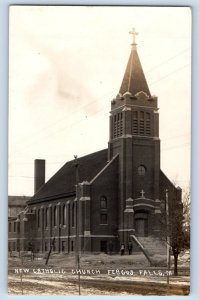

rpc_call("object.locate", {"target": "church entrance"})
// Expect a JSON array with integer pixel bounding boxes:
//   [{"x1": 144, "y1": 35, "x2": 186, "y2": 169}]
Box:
[
  {"x1": 135, "y1": 212, "x2": 148, "y2": 237},
  {"x1": 135, "y1": 218, "x2": 148, "y2": 236}
]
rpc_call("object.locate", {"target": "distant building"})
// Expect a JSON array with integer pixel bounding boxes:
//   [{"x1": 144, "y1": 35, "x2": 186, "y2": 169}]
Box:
[
  {"x1": 8, "y1": 196, "x2": 29, "y2": 217},
  {"x1": 8, "y1": 31, "x2": 182, "y2": 255},
  {"x1": 8, "y1": 196, "x2": 30, "y2": 252}
]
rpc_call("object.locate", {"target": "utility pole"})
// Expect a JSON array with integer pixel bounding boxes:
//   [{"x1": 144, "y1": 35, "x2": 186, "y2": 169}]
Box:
[
  {"x1": 74, "y1": 155, "x2": 81, "y2": 295},
  {"x1": 165, "y1": 189, "x2": 171, "y2": 290}
]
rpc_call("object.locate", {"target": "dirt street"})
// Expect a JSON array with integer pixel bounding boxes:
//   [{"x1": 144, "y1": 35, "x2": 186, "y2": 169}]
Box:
[{"x1": 8, "y1": 252, "x2": 190, "y2": 295}]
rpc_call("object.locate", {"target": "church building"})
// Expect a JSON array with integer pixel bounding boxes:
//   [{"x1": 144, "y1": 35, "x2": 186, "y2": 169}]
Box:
[{"x1": 8, "y1": 30, "x2": 182, "y2": 256}]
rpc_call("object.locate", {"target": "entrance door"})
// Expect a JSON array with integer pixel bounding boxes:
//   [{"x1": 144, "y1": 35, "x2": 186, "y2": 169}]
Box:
[{"x1": 135, "y1": 218, "x2": 148, "y2": 237}]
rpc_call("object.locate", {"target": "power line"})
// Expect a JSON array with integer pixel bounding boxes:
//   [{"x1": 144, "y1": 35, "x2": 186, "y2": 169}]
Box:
[
  {"x1": 10, "y1": 59, "x2": 191, "y2": 158},
  {"x1": 9, "y1": 131, "x2": 190, "y2": 165},
  {"x1": 161, "y1": 132, "x2": 190, "y2": 142},
  {"x1": 162, "y1": 142, "x2": 190, "y2": 151},
  {"x1": 145, "y1": 48, "x2": 190, "y2": 74},
  {"x1": 11, "y1": 90, "x2": 112, "y2": 149},
  {"x1": 9, "y1": 141, "x2": 190, "y2": 180},
  {"x1": 10, "y1": 47, "x2": 191, "y2": 149},
  {"x1": 150, "y1": 64, "x2": 190, "y2": 86},
  {"x1": 9, "y1": 175, "x2": 51, "y2": 180}
]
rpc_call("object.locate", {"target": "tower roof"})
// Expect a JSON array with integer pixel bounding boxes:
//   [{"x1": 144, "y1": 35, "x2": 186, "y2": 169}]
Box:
[{"x1": 119, "y1": 30, "x2": 151, "y2": 97}]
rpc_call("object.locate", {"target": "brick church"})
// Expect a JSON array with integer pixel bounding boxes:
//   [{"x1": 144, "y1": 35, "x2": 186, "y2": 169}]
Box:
[{"x1": 8, "y1": 30, "x2": 182, "y2": 255}]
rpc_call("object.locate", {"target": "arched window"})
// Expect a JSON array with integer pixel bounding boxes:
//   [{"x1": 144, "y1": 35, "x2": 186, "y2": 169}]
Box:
[
  {"x1": 45, "y1": 207, "x2": 49, "y2": 228},
  {"x1": 100, "y1": 196, "x2": 107, "y2": 209},
  {"x1": 72, "y1": 202, "x2": 75, "y2": 227},
  {"x1": 100, "y1": 196, "x2": 108, "y2": 225},
  {"x1": 63, "y1": 204, "x2": 66, "y2": 225},
  {"x1": 53, "y1": 206, "x2": 57, "y2": 226},
  {"x1": 38, "y1": 209, "x2": 41, "y2": 227},
  {"x1": 138, "y1": 165, "x2": 146, "y2": 176}
]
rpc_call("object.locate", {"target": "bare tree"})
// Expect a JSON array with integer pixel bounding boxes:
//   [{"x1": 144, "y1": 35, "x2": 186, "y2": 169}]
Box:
[
  {"x1": 182, "y1": 186, "x2": 190, "y2": 249},
  {"x1": 160, "y1": 189, "x2": 183, "y2": 276},
  {"x1": 170, "y1": 200, "x2": 183, "y2": 276}
]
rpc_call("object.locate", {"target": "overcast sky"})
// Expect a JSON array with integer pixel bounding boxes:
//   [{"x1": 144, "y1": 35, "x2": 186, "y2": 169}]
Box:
[{"x1": 9, "y1": 6, "x2": 191, "y2": 196}]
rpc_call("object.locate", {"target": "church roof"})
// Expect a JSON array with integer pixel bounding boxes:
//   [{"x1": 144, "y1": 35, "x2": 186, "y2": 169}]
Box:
[
  {"x1": 29, "y1": 149, "x2": 108, "y2": 203},
  {"x1": 119, "y1": 44, "x2": 151, "y2": 97}
]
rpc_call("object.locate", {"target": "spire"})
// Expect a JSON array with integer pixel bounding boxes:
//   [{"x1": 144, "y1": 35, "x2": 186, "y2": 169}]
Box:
[{"x1": 119, "y1": 29, "x2": 151, "y2": 97}]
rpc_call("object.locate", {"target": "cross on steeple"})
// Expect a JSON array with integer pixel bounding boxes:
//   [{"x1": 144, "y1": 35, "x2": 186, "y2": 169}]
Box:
[
  {"x1": 140, "y1": 190, "x2": 145, "y2": 198},
  {"x1": 129, "y1": 28, "x2": 138, "y2": 45}
]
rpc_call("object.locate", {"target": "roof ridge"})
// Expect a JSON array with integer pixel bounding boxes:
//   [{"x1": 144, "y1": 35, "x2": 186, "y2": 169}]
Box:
[{"x1": 89, "y1": 154, "x2": 119, "y2": 184}]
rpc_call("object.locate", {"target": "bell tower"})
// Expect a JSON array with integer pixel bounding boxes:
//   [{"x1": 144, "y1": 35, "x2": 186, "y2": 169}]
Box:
[{"x1": 108, "y1": 29, "x2": 161, "y2": 244}]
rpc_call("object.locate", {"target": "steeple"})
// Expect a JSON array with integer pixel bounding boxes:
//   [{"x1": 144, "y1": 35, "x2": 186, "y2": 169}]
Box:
[{"x1": 119, "y1": 28, "x2": 151, "y2": 97}]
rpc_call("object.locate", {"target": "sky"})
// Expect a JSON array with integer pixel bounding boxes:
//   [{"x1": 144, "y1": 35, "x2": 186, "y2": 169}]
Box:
[{"x1": 9, "y1": 6, "x2": 191, "y2": 196}]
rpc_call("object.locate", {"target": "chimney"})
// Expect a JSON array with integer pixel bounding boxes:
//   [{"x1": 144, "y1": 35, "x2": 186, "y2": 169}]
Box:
[{"x1": 34, "y1": 159, "x2": 45, "y2": 194}]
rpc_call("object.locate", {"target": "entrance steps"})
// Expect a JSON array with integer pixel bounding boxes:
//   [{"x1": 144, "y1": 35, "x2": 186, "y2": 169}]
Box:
[
  {"x1": 138, "y1": 236, "x2": 167, "y2": 255},
  {"x1": 131, "y1": 235, "x2": 167, "y2": 266}
]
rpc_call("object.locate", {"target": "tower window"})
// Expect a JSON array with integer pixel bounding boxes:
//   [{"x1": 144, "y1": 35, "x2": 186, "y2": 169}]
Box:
[
  {"x1": 120, "y1": 113, "x2": 123, "y2": 135},
  {"x1": 134, "y1": 111, "x2": 152, "y2": 137},
  {"x1": 113, "y1": 115, "x2": 117, "y2": 138},
  {"x1": 138, "y1": 165, "x2": 146, "y2": 176},
  {"x1": 113, "y1": 113, "x2": 123, "y2": 138},
  {"x1": 133, "y1": 111, "x2": 138, "y2": 135},
  {"x1": 146, "y1": 113, "x2": 151, "y2": 136},
  {"x1": 117, "y1": 113, "x2": 120, "y2": 136},
  {"x1": 139, "y1": 111, "x2": 145, "y2": 135},
  {"x1": 146, "y1": 112, "x2": 150, "y2": 120},
  {"x1": 133, "y1": 111, "x2": 138, "y2": 119},
  {"x1": 140, "y1": 111, "x2": 144, "y2": 119},
  {"x1": 139, "y1": 120, "x2": 144, "y2": 135}
]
